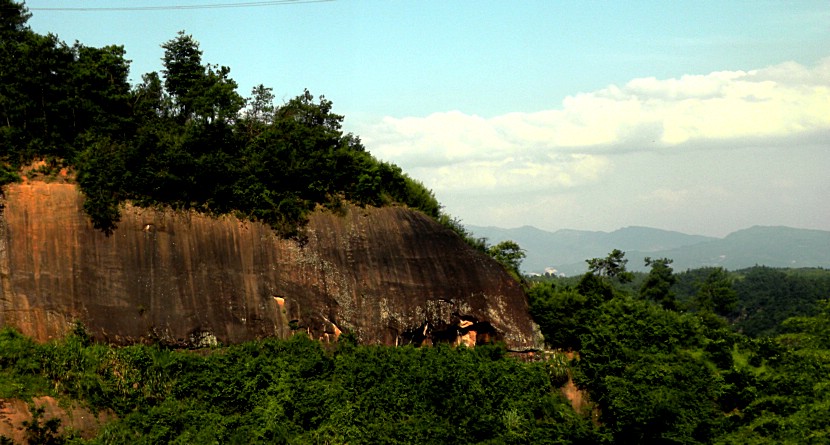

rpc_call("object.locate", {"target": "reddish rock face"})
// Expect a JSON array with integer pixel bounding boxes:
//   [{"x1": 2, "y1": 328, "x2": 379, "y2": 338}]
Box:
[
  {"x1": 0, "y1": 182, "x2": 538, "y2": 350},
  {"x1": 0, "y1": 396, "x2": 114, "y2": 443}
]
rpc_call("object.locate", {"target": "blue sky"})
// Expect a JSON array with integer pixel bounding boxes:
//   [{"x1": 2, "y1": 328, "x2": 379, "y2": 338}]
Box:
[{"x1": 25, "y1": 1, "x2": 830, "y2": 237}]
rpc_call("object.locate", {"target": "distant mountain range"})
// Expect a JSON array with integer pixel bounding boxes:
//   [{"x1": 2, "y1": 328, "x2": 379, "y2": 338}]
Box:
[{"x1": 466, "y1": 225, "x2": 830, "y2": 276}]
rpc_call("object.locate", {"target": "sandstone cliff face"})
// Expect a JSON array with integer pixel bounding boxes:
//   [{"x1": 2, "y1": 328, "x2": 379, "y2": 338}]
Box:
[{"x1": 0, "y1": 182, "x2": 538, "y2": 350}]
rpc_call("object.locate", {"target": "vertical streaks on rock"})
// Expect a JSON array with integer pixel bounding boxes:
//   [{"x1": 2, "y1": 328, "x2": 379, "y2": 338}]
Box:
[{"x1": 0, "y1": 183, "x2": 538, "y2": 350}]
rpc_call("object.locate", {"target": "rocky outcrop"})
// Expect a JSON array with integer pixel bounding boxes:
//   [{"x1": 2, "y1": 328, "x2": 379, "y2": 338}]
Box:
[{"x1": 0, "y1": 182, "x2": 538, "y2": 350}]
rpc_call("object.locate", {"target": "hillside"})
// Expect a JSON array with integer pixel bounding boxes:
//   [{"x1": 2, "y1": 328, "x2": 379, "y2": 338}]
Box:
[
  {"x1": 0, "y1": 3, "x2": 545, "y2": 349},
  {"x1": 469, "y1": 224, "x2": 830, "y2": 275},
  {"x1": 0, "y1": 6, "x2": 443, "y2": 238}
]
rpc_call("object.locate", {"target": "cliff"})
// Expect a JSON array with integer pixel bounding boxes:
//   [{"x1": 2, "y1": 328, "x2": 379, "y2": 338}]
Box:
[{"x1": 0, "y1": 182, "x2": 538, "y2": 350}]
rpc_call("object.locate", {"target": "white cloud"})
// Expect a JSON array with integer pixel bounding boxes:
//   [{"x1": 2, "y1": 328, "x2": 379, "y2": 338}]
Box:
[
  {"x1": 640, "y1": 186, "x2": 731, "y2": 211},
  {"x1": 353, "y1": 58, "x2": 830, "y2": 235},
  {"x1": 362, "y1": 57, "x2": 830, "y2": 166},
  {"x1": 409, "y1": 153, "x2": 612, "y2": 194}
]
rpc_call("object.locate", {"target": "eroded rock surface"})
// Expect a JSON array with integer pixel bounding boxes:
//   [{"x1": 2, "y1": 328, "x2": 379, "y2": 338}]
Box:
[
  {"x1": 0, "y1": 396, "x2": 114, "y2": 443},
  {"x1": 0, "y1": 182, "x2": 538, "y2": 349}
]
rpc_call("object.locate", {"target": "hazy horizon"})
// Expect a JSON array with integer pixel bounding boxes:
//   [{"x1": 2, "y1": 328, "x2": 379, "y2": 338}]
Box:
[{"x1": 466, "y1": 222, "x2": 830, "y2": 239}]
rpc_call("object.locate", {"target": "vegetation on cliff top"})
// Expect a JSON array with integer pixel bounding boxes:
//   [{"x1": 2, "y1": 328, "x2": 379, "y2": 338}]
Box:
[{"x1": 1, "y1": 1, "x2": 444, "y2": 238}]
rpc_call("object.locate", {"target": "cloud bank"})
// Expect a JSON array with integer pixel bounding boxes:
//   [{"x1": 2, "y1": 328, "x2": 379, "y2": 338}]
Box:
[{"x1": 356, "y1": 58, "x2": 830, "y2": 235}]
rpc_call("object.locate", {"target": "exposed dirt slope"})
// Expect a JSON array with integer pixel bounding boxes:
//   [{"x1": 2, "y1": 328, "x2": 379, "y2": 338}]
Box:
[{"x1": 0, "y1": 396, "x2": 113, "y2": 443}]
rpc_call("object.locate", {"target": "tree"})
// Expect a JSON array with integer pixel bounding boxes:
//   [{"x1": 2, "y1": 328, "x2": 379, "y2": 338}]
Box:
[
  {"x1": 160, "y1": 31, "x2": 243, "y2": 124},
  {"x1": 640, "y1": 257, "x2": 677, "y2": 310},
  {"x1": 0, "y1": 0, "x2": 30, "y2": 35},
  {"x1": 0, "y1": 3, "x2": 76, "y2": 160},
  {"x1": 586, "y1": 249, "x2": 634, "y2": 283},
  {"x1": 0, "y1": 0, "x2": 31, "y2": 164},
  {"x1": 528, "y1": 282, "x2": 593, "y2": 350},
  {"x1": 132, "y1": 72, "x2": 169, "y2": 120},
  {"x1": 695, "y1": 267, "x2": 737, "y2": 316},
  {"x1": 572, "y1": 297, "x2": 726, "y2": 444},
  {"x1": 192, "y1": 63, "x2": 244, "y2": 124},
  {"x1": 243, "y1": 85, "x2": 275, "y2": 124},
  {"x1": 161, "y1": 31, "x2": 204, "y2": 119},
  {"x1": 75, "y1": 137, "x2": 130, "y2": 234},
  {"x1": 239, "y1": 84, "x2": 276, "y2": 139},
  {"x1": 487, "y1": 240, "x2": 526, "y2": 275},
  {"x1": 70, "y1": 43, "x2": 132, "y2": 136},
  {"x1": 0, "y1": 21, "x2": 470, "y2": 244}
]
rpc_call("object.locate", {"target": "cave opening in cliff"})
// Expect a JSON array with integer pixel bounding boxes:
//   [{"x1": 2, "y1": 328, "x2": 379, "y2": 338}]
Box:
[{"x1": 399, "y1": 320, "x2": 501, "y2": 348}]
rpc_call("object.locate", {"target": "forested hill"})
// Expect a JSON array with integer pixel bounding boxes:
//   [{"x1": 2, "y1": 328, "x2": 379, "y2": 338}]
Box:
[
  {"x1": 0, "y1": 1, "x2": 445, "y2": 237},
  {"x1": 1, "y1": 0, "x2": 542, "y2": 349}
]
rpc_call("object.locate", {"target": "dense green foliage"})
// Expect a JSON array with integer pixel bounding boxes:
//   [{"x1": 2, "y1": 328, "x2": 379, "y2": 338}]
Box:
[
  {"x1": 671, "y1": 266, "x2": 830, "y2": 337},
  {"x1": 1, "y1": 1, "x2": 443, "y2": 237},
  {"x1": 585, "y1": 249, "x2": 634, "y2": 284},
  {"x1": 528, "y1": 251, "x2": 830, "y2": 444},
  {"x1": 534, "y1": 265, "x2": 830, "y2": 339},
  {"x1": 3, "y1": 259, "x2": 826, "y2": 443},
  {"x1": 639, "y1": 257, "x2": 678, "y2": 310},
  {"x1": 0, "y1": 328, "x2": 597, "y2": 444},
  {"x1": 486, "y1": 240, "x2": 527, "y2": 281},
  {"x1": 731, "y1": 267, "x2": 830, "y2": 337}
]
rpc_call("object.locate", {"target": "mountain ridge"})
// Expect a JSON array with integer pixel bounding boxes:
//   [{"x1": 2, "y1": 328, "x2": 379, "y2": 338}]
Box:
[{"x1": 467, "y1": 224, "x2": 830, "y2": 276}]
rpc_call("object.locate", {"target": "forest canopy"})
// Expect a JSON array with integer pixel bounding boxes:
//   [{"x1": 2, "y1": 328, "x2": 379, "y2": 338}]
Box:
[
  {"x1": 0, "y1": 1, "x2": 441, "y2": 237},
  {"x1": 528, "y1": 253, "x2": 830, "y2": 444}
]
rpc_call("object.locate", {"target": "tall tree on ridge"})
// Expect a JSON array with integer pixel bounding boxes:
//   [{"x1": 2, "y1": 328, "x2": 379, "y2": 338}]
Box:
[
  {"x1": 640, "y1": 257, "x2": 678, "y2": 310},
  {"x1": 161, "y1": 31, "x2": 204, "y2": 121}
]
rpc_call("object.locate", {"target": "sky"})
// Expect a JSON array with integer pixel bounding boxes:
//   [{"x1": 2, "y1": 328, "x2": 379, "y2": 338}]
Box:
[{"x1": 24, "y1": 0, "x2": 830, "y2": 237}]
